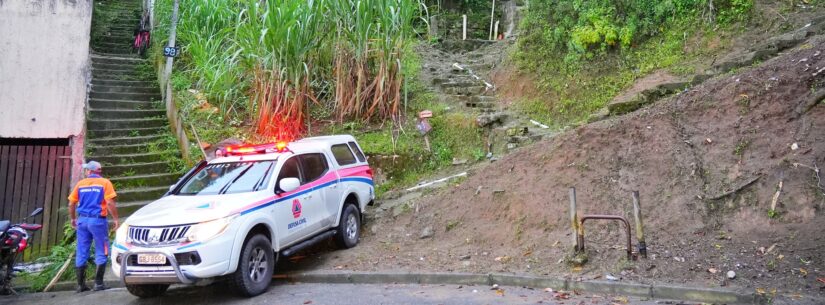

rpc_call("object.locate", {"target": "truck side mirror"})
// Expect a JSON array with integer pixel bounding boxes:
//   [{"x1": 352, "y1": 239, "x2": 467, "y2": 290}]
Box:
[{"x1": 277, "y1": 178, "x2": 300, "y2": 194}]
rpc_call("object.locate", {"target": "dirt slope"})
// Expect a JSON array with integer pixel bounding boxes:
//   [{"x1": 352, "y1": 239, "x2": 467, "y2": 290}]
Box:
[{"x1": 295, "y1": 35, "x2": 825, "y2": 299}]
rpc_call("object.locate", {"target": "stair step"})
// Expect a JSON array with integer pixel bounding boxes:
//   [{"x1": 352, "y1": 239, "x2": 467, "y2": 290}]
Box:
[
  {"x1": 88, "y1": 135, "x2": 164, "y2": 146},
  {"x1": 111, "y1": 173, "x2": 181, "y2": 189},
  {"x1": 443, "y1": 85, "x2": 486, "y2": 96},
  {"x1": 92, "y1": 67, "x2": 145, "y2": 77},
  {"x1": 89, "y1": 109, "x2": 165, "y2": 120},
  {"x1": 91, "y1": 47, "x2": 136, "y2": 55},
  {"x1": 108, "y1": 25, "x2": 140, "y2": 31},
  {"x1": 88, "y1": 126, "x2": 166, "y2": 138},
  {"x1": 92, "y1": 152, "x2": 167, "y2": 165},
  {"x1": 92, "y1": 66, "x2": 140, "y2": 74},
  {"x1": 101, "y1": 30, "x2": 138, "y2": 36},
  {"x1": 106, "y1": 162, "x2": 171, "y2": 177},
  {"x1": 92, "y1": 84, "x2": 158, "y2": 94},
  {"x1": 88, "y1": 118, "x2": 166, "y2": 130},
  {"x1": 91, "y1": 53, "x2": 144, "y2": 65},
  {"x1": 97, "y1": 34, "x2": 135, "y2": 42},
  {"x1": 91, "y1": 79, "x2": 155, "y2": 87},
  {"x1": 96, "y1": 37, "x2": 135, "y2": 45},
  {"x1": 441, "y1": 80, "x2": 481, "y2": 88},
  {"x1": 88, "y1": 143, "x2": 154, "y2": 156},
  {"x1": 92, "y1": 62, "x2": 142, "y2": 70},
  {"x1": 451, "y1": 95, "x2": 497, "y2": 108},
  {"x1": 89, "y1": 98, "x2": 159, "y2": 110},
  {"x1": 94, "y1": 41, "x2": 134, "y2": 50},
  {"x1": 91, "y1": 74, "x2": 151, "y2": 83},
  {"x1": 90, "y1": 91, "x2": 161, "y2": 101}
]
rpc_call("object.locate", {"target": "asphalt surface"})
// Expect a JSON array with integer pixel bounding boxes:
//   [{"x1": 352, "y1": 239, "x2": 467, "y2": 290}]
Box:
[{"x1": 1, "y1": 281, "x2": 667, "y2": 305}]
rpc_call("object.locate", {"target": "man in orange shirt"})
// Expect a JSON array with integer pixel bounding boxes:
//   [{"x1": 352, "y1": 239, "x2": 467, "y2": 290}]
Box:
[{"x1": 68, "y1": 161, "x2": 119, "y2": 292}]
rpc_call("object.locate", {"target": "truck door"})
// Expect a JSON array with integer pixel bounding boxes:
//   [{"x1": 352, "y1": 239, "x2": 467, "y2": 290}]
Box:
[
  {"x1": 300, "y1": 153, "x2": 339, "y2": 227},
  {"x1": 274, "y1": 156, "x2": 313, "y2": 246},
  {"x1": 296, "y1": 153, "x2": 334, "y2": 230}
]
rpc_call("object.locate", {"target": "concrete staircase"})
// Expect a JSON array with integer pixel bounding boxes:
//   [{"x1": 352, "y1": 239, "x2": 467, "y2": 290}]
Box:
[
  {"x1": 425, "y1": 41, "x2": 500, "y2": 113},
  {"x1": 420, "y1": 40, "x2": 554, "y2": 155},
  {"x1": 87, "y1": 1, "x2": 182, "y2": 217}
]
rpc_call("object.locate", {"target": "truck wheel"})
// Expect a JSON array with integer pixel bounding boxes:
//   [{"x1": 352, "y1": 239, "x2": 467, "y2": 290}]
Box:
[
  {"x1": 125, "y1": 284, "x2": 169, "y2": 298},
  {"x1": 335, "y1": 204, "x2": 361, "y2": 248},
  {"x1": 230, "y1": 234, "x2": 274, "y2": 297}
]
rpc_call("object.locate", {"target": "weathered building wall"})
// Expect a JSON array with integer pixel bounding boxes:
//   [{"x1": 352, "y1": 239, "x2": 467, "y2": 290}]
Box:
[{"x1": 0, "y1": 0, "x2": 92, "y2": 139}]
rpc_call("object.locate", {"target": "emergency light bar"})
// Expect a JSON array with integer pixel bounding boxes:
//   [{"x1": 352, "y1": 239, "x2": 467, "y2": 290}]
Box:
[{"x1": 223, "y1": 142, "x2": 290, "y2": 156}]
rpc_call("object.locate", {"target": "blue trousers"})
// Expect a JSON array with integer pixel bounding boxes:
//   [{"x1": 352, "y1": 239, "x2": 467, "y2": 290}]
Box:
[{"x1": 76, "y1": 217, "x2": 109, "y2": 267}]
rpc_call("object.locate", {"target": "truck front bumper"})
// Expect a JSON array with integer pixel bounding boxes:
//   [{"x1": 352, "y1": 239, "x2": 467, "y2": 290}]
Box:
[
  {"x1": 112, "y1": 236, "x2": 234, "y2": 285},
  {"x1": 117, "y1": 250, "x2": 194, "y2": 285}
]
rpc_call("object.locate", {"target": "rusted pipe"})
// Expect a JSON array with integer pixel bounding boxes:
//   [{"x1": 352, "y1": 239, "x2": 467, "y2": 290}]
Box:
[
  {"x1": 578, "y1": 215, "x2": 633, "y2": 261},
  {"x1": 631, "y1": 191, "x2": 647, "y2": 258},
  {"x1": 569, "y1": 187, "x2": 579, "y2": 251}
]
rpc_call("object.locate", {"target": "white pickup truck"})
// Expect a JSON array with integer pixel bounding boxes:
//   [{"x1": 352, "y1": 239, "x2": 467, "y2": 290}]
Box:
[{"x1": 112, "y1": 135, "x2": 374, "y2": 298}]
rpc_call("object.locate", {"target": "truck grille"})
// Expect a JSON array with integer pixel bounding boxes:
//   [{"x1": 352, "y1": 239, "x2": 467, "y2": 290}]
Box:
[{"x1": 128, "y1": 225, "x2": 191, "y2": 246}]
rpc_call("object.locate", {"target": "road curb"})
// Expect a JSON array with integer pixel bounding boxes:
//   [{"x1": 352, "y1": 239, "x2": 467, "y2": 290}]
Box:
[
  {"x1": 283, "y1": 271, "x2": 762, "y2": 305},
  {"x1": 20, "y1": 271, "x2": 764, "y2": 304}
]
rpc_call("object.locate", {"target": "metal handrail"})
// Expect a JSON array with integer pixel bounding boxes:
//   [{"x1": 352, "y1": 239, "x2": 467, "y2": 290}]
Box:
[{"x1": 577, "y1": 215, "x2": 633, "y2": 261}]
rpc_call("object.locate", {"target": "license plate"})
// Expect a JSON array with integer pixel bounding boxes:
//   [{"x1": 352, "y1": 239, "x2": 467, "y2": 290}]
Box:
[{"x1": 137, "y1": 253, "x2": 166, "y2": 265}]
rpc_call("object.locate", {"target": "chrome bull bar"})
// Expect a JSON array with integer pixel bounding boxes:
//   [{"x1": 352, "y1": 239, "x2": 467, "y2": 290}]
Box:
[{"x1": 119, "y1": 250, "x2": 195, "y2": 285}]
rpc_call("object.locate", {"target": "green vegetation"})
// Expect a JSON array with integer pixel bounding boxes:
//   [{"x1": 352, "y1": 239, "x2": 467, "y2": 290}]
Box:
[
  {"x1": 332, "y1": 84, "x2": 486, "y2": 196},
  {"x1": 519, "y1": 0, "x2": 752, "y2": 61},
  {"x1": 445, "y1": 219, "x2": 461, "y2": 232},
  {"x1": 512, "y1": 0, "x2": 758, "y2": 125},
  {"x1": 146, "y1": 134, "x2": 187, "y2": 173},
  {"x1": 733, "y1": 139, "x2": 750, "y2": 157},
  {"x1": 152, "y1": 0, "x2": 425, "y2": 139},
  {"x1": 18, "y1": 223, "x2": 98, "y2": 292}
]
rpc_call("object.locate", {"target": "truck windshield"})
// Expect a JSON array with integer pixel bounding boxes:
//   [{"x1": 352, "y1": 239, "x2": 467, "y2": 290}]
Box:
[{"x1": 176, "y1": 160, "x2": 275, "y2": 195}]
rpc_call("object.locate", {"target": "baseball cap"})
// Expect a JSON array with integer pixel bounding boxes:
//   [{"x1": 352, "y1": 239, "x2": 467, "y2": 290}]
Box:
[{"x1": 82, "y1": 161, "x2": 102, "y2": 171}]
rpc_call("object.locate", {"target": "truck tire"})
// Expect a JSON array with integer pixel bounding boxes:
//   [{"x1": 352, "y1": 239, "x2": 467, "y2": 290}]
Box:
[
  {"x1": 125, "y1": 284, "x2": 169, "y2": 298},
  {"x1": 334, "y1": 204, "x2": 361, "y2": 248},
  {"x1": 230, "y1": 234, "x2": 274, "y2": 297}
]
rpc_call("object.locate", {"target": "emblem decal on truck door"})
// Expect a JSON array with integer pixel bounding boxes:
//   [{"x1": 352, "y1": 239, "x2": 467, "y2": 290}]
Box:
[{"x1": 292, "y1": 199, "x2": 302, "y2": 218}]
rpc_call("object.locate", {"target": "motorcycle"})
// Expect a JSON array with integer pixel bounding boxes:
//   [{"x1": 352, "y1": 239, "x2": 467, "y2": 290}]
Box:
[{"x1": 0, "y1": 207, "x2": 43, "y2": 295}]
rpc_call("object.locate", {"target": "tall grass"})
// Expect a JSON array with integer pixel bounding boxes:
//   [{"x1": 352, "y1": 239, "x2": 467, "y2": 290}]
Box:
[
  {"x1": 329, "y1": 0, "x2": 421, "y2": 123},
  {"x1": 153, "y1": 0, "x2": 425, "y2": 139}
]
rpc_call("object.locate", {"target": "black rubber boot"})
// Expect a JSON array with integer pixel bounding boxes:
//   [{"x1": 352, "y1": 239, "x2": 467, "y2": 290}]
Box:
[
  {"x1": 93, "y1": 263, "x2": 108, "y2": 291},
  {"x1": 75, "y1": 266, "x2": 90, "y2": 293}
]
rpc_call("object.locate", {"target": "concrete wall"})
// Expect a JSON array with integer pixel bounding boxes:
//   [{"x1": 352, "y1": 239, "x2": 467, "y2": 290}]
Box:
[{"x1": 0, "y1": 0, "x2": 92, "y2": 139}]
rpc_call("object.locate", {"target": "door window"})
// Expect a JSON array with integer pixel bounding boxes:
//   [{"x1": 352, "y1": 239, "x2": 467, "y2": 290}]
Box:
[
  {"x1": 276, "y1": 157, "x2": 302, "y2": 191},
  {"x1": 299, "y1": 153, "x2": 328, "y2": 183}
]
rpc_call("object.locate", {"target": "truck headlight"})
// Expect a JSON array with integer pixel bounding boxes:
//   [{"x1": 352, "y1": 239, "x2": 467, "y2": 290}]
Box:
[
  {"x1": 117, "y1": 222, "x2": 129, "y2": 243},
  {"x1": 185, "y1": 215, "x2": 235, "y2": 242}
]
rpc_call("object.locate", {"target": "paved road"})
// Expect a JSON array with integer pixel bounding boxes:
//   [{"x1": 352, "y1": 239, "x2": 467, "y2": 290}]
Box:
[{"x1": 2, "y1": 281, "x2": 666, "y2": 305}]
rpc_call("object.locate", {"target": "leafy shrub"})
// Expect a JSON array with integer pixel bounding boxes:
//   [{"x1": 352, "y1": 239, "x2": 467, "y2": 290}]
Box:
[{"x1": 519, "y1": 0, "x2": 753, "y2": 60}]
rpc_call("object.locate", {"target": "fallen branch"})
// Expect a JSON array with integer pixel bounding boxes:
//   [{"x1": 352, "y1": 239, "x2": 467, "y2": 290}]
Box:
[
  {"x1": 406, "y1": 172, "x2": 468, "y2": 193},
  {"x1": 770, "y1": 175, "x2": 784, "y2": 212},
  {"x1": 43, "y1": 252, "x2": 74, "y2": 292},
  {"x1": 707, "y1": 175, "x2": 762, "y2": 200},
  {"x1": 793, "y1": 162, "x2": 825, "y2": 195}
]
